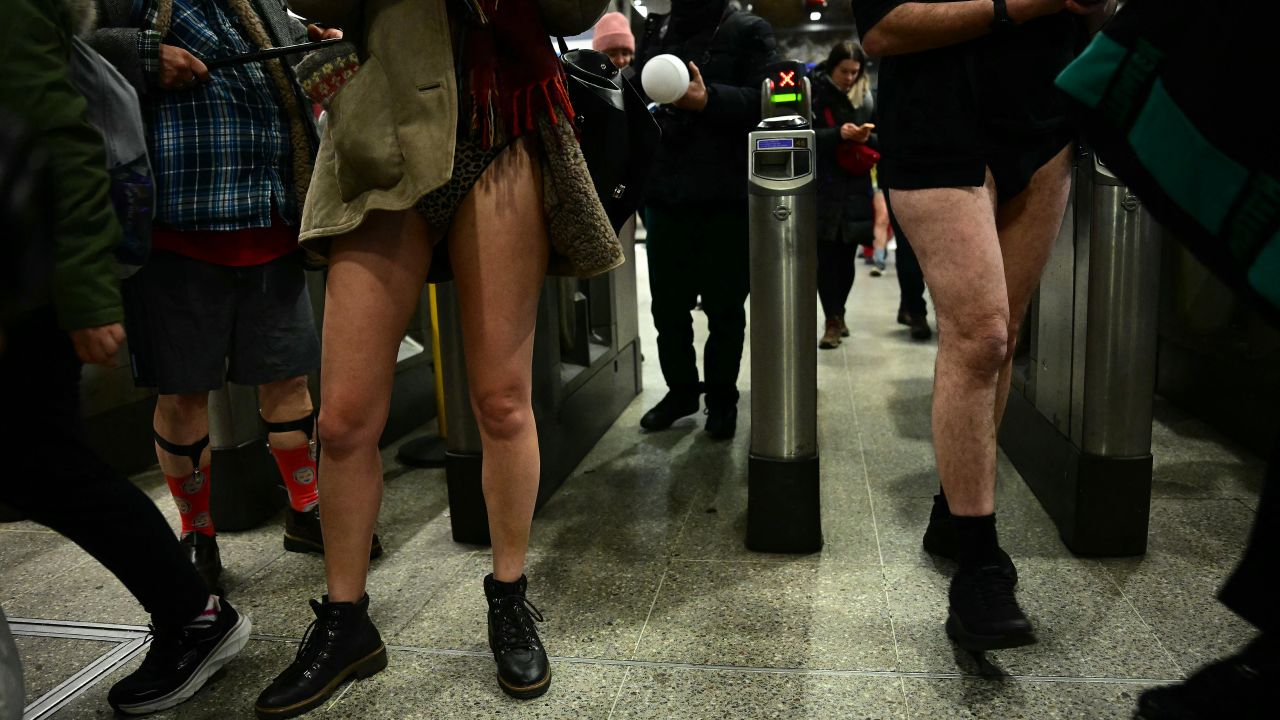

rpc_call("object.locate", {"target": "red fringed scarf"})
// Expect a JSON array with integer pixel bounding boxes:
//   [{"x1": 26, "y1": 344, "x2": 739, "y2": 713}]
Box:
[{"x1": 463, "y1": 0, "x2": 576, "y2": 149}]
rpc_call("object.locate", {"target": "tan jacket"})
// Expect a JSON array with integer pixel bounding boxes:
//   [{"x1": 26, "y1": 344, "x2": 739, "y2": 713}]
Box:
[{"x1": 290, "y1": 0, "x2": 625, "y2": 278}]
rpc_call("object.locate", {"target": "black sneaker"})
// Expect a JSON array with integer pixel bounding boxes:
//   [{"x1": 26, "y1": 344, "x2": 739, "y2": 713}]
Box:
[
  {"x1": 107, "y1": 599, "x2": 252, "y2": 715},
  {"x1": 947, "y1": 563, "x2": 1036, "y2": 652},
  {"x1": 1135, "y1": 635, "x2": 1276, "y2": 719},
  {"x1": 255, "y1": 595, "x2": 388, "y2": 720},
  {"x1": 180, "y1": 532, "x2": 223, "y2": 596},
  {"x1": 922, "y1": 494, "x2": 1018, "y2": 583},
  {"x1": 485, "y1": 574, "x2": 550, "y2": 700},
  {"x1": 704, "y1": 402, "x2": 738, "y2": 441},
  {"x1": 283, "y1": 507, "x2": 384, "y2": 560},
  {"x1": 640, "y1": 389, "x2": 701, "y2": 431}
]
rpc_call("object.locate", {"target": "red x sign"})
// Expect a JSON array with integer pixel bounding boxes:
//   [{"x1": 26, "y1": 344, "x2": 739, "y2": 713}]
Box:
[{"x1": 778, "y1": 70, "x2": 796, "y2": 88}]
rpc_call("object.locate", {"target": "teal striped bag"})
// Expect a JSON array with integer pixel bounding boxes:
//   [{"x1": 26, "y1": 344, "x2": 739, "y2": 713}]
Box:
[{"x1": 1056, "y1": 0, "x2": 1279, "y2": 323}]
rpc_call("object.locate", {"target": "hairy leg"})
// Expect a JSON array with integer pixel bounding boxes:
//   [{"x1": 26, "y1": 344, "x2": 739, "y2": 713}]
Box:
[{"x1": 258, "y1": 375, "x2": 313, "y2": 451}]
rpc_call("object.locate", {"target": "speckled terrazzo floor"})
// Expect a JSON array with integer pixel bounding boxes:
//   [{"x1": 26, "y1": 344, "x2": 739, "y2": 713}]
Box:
[{"x1": 4, "y1": 245, "x2": 1264, "y2": 719}]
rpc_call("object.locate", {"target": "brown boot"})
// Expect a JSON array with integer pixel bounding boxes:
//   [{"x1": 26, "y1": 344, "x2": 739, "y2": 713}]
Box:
[
  {"x1": 819, "y1": 317, "x2": 842, "y2": 349},
  {"x1": 836, "y1": 314, "x2": 850, "y2": 338}
]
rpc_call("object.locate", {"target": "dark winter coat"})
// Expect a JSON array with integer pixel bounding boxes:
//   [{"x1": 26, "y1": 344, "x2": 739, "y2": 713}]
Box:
[
  {"x1": 810, "y1": 65, "x2": 877, "y2": 246},
  {"x1": 636, "y1": 1, "x2": 779, "y2": 211}
]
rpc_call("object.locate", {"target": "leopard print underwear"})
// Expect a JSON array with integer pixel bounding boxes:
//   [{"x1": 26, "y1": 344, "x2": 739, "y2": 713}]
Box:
[{"x1": 415, "y1": 135, "x2": 510, "y2": 231}]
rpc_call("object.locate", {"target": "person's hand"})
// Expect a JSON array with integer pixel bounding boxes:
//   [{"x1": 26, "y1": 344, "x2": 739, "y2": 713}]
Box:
[
  {"x1": 70, "y1": 323, "x2": 126, "y2": 367},
  {"x1": 307, "y1": 24, "x2": 344, "y2": 41},
  {"x1": 1007, "y1": 0, "x2": 1068, "y2": 23},
  {"x1": 158, "y1": 44, "x2": 210, "y2": 90},
  {"x1": 1065, "y1": 0, "x2": 1110, "y2": 16},
  {"x1": 842, "y1": 123, "x2": 873, "y2": 143},
  {"x1": 672, "y1": 61, "x2": 708, "y2": 112}
]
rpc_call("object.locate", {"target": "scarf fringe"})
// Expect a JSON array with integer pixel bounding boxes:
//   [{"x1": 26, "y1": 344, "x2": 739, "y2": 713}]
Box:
[{"x1": 471, "y1": 72, "x2": 576, "y2": 150}]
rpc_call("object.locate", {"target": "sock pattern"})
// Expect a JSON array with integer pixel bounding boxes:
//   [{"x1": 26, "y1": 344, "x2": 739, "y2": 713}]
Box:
[
  {"x1": 271, "y1": 442, "x2": 319, "y2": 512},
  {"x1": 166, "y1": 465, "x2": 215, "y2": 536},
  {"x1": 187, "y1": 594, "x2": 220, "y2": 629}
]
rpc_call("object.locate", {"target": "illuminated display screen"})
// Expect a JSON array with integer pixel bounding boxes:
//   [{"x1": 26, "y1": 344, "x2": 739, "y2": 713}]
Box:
[
  {"x1": 771, "y1": 93, "x2": 800, "y2": 103},
  {"x1": 757, "y1": 138, "x2": 795, "y2": 150}
]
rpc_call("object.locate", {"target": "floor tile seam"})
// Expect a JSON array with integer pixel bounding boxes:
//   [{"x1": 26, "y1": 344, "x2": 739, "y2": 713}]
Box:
[
  {"x1": 841, "y1": 341, "x2": 906, "y2": 677},
  {"x1": 0, "y1": 527, "x2": 57, "y2": 535},
  {"x1": 1094, "y1": 560, "x2": 1188, "y2": 679},
  {"x1": 626, "y1": 561, "x2": 671, "y2": 661},
  {"x1": 605, "y1": 665, "x2": 634, "y2": 720}
]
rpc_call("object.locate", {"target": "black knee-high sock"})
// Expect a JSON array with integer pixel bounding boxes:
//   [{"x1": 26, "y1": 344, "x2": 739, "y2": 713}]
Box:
[{"x1": 953, "y1": 514, "x2": 1001, "y2": 567}]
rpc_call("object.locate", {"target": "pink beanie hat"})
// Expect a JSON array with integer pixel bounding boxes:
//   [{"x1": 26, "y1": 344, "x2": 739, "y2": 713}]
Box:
[{"x1": 591, "y1": 12, "x2": 635, "y2": 53}]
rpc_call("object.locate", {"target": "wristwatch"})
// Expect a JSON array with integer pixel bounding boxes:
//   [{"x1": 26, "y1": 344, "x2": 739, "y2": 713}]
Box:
[{"x1": 991, "y1": 0, "x2": 1015, "y2": 33}]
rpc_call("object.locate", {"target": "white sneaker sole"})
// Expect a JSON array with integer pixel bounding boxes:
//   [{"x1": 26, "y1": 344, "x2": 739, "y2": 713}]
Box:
[{"x1": 115, "y1": 614, "x2": 253, "y2": 715}]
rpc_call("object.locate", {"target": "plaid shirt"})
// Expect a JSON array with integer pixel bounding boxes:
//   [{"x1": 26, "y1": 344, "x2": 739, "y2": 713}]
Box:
[{"x1": 134, "y1": 0, "x2": 298, "y2": 231}]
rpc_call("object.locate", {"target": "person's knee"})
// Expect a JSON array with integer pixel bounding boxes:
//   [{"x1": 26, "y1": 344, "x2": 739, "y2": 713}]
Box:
[
  {"x1": 472, "y1": 386, "x2": 533, "y2": 442},
  {"x1": 259, "y1": 375, "x2": 312, "y2": 421},
  {"x1": 316, "y1": 396, "x2": 384, "y2": 459},
  {"x1": 155, "y1": 393, "x2": 208, "y2": 430},
  {"x1": 945, "y1": 314, "x2": 1011, "y2": 376}
]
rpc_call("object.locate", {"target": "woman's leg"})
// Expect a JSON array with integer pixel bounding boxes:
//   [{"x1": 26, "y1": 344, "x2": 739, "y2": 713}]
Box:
[
  {"x1": 448, "y1": 138, "x2": 550, "y2": 583},
  {"x1": 318, "y1": 210, "x2": 436, "y2": 602}
]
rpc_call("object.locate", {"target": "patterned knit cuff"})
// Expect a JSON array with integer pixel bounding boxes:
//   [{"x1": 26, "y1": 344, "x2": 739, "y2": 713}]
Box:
[{"x1": 138, "y1": 29, "x2": 163, "y2": 84}]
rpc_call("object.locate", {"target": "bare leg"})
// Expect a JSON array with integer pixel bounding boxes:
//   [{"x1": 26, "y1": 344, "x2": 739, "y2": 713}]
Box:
[
  {"x1": 449, "y1": 138, "x2": 550, "y2": 583},
  {"x1": 890, "y1": 182, "x2": 1006, "y2": 518},
  {"x1": 153, "y1": 394, "x2": 211, "y2": 476},
  {"x1": 258, "y1": 375, "x2": 313, "y2": 451},
  {"x1": 993, "y1": 146, "x2": 1073, "y2": 424},
  {"x1": 317, "y1": 210, "x2": 435, "y2": 603},
  {"x1": 872, "y1": 189, "x2": 890, "y2": 253}
]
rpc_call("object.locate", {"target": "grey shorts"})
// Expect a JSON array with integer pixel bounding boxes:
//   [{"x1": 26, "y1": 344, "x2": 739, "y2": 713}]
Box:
[{"x1": 123, "y1": 251, "x2": 320, "y2": 395}]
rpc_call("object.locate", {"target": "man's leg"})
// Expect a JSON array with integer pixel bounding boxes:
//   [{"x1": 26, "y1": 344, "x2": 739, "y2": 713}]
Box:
[
  {"x1": 884, "y1": 190, "x2": 932, "y2": 339},
  {"x1": 992, "y1": 146, "x2": 1073, "y2": 424},
  {"x1": 698, "y1": 209, "x2": 751, "y2": 440},
  {"x1": 641, "y1": 207, "x2": 703, "y2": 430}
]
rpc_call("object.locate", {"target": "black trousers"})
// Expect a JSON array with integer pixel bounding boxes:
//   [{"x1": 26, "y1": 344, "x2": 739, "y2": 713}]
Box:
[
  {"x1": 1218, "y1": 435, "x2": 1278, "y2": 634},
  {"x1": 0, "y1": 306, "x2": 208, "y2": 628},
  {"x1": 883, "y1": 190, "x2": 928, "y2": 318},
  {"x1": 817, "y1": 240, "x2": 857, "y2": 319},
  {"x1": 645, "y1": 206, "x2": 751, "y2": 400}
]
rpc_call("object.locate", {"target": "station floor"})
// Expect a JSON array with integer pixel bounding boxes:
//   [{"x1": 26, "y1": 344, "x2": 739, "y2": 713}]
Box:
[{"x1": 2, "y1": 245, "x2": 1267, "y2": 719}]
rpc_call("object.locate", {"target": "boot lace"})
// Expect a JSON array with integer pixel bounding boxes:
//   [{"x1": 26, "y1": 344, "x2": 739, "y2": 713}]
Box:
[
  {"x1": 284, "y1": 600, "x2": 339, "y2": 681},
  {"x1": 492, "y1": 594, "x2": 545, "y2": 652}
]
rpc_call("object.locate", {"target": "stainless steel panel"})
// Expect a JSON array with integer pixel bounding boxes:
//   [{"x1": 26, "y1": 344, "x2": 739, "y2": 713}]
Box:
[
  {"x1": 612, "y1": 217, "x2": 640, "y2": 352},
  {"x1": 1080, "y1": 175, "x2": 1162, "y2": 456},
  {"x1": 1031, "y1": 155, "x2": 1079, "y2": 432},
  {"x1": 749, "y1": 190, "x2": 818, "y2": 459},
  {"x1": 1069, "y1": 149, "x2": 1097, "y2": 447}
]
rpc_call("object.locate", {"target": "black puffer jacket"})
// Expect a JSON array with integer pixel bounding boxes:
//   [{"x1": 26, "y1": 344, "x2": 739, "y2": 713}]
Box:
[
  {"x1": 810, "y1": 64, "x2": 877, "y2": 245},
  {"x1": 636, "y1": 0, "x2": 779, "y2": 211}
]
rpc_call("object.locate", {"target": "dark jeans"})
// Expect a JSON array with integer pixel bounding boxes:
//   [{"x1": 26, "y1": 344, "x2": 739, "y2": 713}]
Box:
[
  {"x1": 817, "y1": 240, "x2": 857, "y2": 319},
  {"x1": 1218, "y1": 435, "x2": 1278, "y2": 634},
  {"x1": 883, "y1": 189, "x2": 928, "y2": 318},
  {"x1": 0, "y1": 306, "x2": 208, "y2": 628},
  {"x1": 645, "y1": 206, "x2": 750, "y2": 401}
]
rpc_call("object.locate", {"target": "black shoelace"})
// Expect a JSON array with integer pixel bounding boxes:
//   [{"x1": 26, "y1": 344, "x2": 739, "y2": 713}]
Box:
[
  {"x1": 492, "y1": 595, "x2": 545, "y2": 652},
  {"x1": 138, "y1": 624, "x2": 191, "y2": 672},
  {"x1": 285, "y1": 602, "x2": 340, "y2": 681}
]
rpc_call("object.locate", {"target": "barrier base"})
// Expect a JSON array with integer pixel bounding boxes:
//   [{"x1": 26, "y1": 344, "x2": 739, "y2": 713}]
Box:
[
  {"x1": 999, "y1": 391, "x2": 1151, "y2": 557},
  {"x1": 445, "y1": 452, "x2": 489, "y2": 545},
  {"x1": 746, "y1": 454, "x2": 823, "y2": 553},
  {"x1": 209, "y1": 439, "x2": 286, "y2": 532}
]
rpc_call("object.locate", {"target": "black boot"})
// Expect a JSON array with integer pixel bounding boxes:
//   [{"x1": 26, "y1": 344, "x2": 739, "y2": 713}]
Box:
[
  {"x1": 179, "y1": 532, "x2": 223, "y2": 596},
  {"x1": 898, "y1": 310, "x2": 933, "y2": 341},
  {"x1": 640, "y1": 387, "x2": 702, "y2": 431},
  {"x1": 283, "y1": 507, "x2": 384, "y2": 560},
  {"x1": 1135, "y1": 635, "x2": 1276, "y2": 719},
  {"x1": 255, "y1": 595, "x2": 387, "y2": 719},
  {"x1": 922, "y1": 494, "x2": 1017, "y2": 582},
  {"x1": 704, "y1": 389, "x2": 739, "y2": 441},
  {"x1": 484, "y1": 574, "x2": 550, "y2": 699}
]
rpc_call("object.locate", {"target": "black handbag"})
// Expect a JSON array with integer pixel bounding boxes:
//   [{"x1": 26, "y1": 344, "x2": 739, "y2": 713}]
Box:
[{"x1": 558, "y1": 38, "x2": 660, "y2": 234}]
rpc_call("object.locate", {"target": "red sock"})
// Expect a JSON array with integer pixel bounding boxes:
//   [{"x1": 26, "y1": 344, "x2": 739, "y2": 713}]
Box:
[
  {"x1": 271, "y1": 443, "x2": 319, "y2": 512},
  {"x1": 166, "y1": 466, "x2": 214, "y2": 536}
]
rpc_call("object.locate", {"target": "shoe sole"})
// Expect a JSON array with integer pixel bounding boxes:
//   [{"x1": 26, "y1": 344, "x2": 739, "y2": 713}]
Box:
[
  {"x1": 870, "y1": 269, "x2": 883, "y2": 277},
  {"x1": 945, "y1": 611, "x2": 1037, "y2": 652},
  {"x1": 639, "y1": 410, "x2": 699, "y2": 431},
  {"x1": 113, "y1": 614, "x2": 253, "y2": 715},
  {"x1": 283, "y1": 534, "x2": 384, "y2": 560},
  {"x1": 254, "y1": 644, "x2": 388, "y2": 720},
  {"x1": 497, "y1": 668, "x2": 552, "y2": 700},
  {"x1": 819, "y1": 341, "x2": 839, "y2": 349}
]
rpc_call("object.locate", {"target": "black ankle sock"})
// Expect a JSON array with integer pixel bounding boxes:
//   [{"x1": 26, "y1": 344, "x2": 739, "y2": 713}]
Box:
[
  {"x1": 486, "y1": 574, "x2": 527, "y2": 596},
  {"x1": 952, "y1": 514, "x2": 1001, "y2": 567}
]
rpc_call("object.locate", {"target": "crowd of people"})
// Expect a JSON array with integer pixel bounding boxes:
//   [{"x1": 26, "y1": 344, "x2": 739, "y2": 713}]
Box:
[{"x1": 0, "y1": 0, "x2": 1273, "y2": 718}]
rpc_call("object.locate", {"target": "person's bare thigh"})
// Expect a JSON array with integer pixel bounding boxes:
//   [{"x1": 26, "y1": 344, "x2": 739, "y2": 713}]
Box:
[{"x1": 995, "y1": 145, "x2": 1073, "y2": 320}]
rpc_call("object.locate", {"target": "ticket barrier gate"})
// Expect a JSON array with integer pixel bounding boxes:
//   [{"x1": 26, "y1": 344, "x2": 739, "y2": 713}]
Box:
[{"x1": 999, "y1": 146, "x2": 1163, "y2": 556}]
